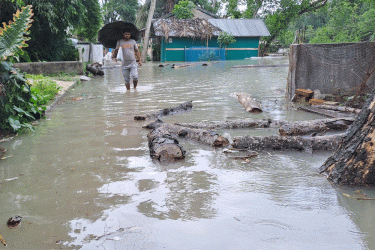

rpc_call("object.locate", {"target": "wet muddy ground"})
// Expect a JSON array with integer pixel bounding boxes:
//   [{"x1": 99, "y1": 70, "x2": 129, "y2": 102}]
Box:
[{"x1": 0, "y1": 57, "x2": 374, "y2": 249}]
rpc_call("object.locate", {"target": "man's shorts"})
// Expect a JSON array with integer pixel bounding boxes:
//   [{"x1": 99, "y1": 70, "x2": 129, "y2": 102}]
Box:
[{"x1": 122, "y1": 61, "x2": 138, "y2": 83}]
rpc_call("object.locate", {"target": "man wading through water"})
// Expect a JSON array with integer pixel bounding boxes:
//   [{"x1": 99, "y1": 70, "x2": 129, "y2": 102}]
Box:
[{"x1": 114, "y1": 31, "x2": 142, "y2": 90}]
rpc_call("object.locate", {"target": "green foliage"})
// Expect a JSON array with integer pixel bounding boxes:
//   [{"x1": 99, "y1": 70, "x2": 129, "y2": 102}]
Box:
[
  {"x1": 0, "y1": 5, "x2": 33, "y2": 62},
  {"x1": 217, "y1": 32, "x2": 236, "y2": 47},
  {"x1": 172, "y1": 0, "x2": 196, "y2": 19},
  {"x1": 226, "y1": 0, "x2": 242, "y2": 18},
  {"x1": 27, "y1": 75, "x2": 61, "y2": 105},
  {"x1": 103, "y1": 0, "x2": 138, "y2": 24},
  {"x1": 74, "y1": 0, "x2": 102, "y2": 43},
  {"x1": 274, "y1": 0, "x2": 375, "y2": 46},
  {"x1": 0, "y1": 5, "x2": 44, "y2": 132},
  {"x1": 1, "y1": 0, "x2": 101, "y2": 62}
]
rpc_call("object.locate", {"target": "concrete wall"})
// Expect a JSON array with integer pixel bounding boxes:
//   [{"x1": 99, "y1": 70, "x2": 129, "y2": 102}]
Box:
[
  {"x1": 13, "y1": 61, "x2": 84, "y2": 75},
  {"x1": 76, "y1": 43, "x2": 103, "y2": 63},
  {"x1": 286, "y1": 42, "x2": 375, "y2": 100}
]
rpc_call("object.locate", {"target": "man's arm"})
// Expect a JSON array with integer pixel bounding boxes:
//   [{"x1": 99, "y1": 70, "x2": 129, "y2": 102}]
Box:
[
  {"x1": 112, "y1": 41, "x2": 120, "y2": 60},
  {"x1": 134, "y1": 47, "x2": 142, "y2": 66}
]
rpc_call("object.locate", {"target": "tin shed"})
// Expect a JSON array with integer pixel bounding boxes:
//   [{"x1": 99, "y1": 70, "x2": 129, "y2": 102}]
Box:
[{"x1": 152, "y1": 14, "x2": 270, "y2": 62}]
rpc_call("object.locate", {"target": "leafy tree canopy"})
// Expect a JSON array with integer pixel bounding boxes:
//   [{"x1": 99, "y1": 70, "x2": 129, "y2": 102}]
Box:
[
  {"x1": 0, "y1": 0, "x2": 102, "y2": 61},
  {"x1": 102, "y1": 0, "x2": 139, "y2": 24},
  {"x1": 172, "y1": 0, "x2": 196, "y2": 19}
]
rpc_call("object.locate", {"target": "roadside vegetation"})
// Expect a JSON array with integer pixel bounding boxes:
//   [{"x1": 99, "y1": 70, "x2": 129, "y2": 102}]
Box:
[{"x1": 0, "y1": 6, "x2": 61, "y2": 134}]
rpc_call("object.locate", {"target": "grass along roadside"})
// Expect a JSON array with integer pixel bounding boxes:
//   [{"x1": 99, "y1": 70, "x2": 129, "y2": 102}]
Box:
[{"x1": 0, "y1": 74, "x2": 80, "y2": 140}]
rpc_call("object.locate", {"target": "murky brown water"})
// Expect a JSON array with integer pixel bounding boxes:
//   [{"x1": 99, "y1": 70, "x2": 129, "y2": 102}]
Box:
[{"x1": 0, "y1": 57, "x2": 374, "y2": 249}]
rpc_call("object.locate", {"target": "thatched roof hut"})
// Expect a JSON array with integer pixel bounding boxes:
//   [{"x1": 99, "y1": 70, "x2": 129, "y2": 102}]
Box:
[{"x1": 152, "y1": 18, "x2": 221, "y2": 41}]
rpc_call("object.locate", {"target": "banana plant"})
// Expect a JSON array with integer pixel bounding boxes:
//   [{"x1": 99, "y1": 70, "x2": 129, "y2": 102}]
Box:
[{"x1": 0, "y1": 5, "x2": 39, "y2": 132}]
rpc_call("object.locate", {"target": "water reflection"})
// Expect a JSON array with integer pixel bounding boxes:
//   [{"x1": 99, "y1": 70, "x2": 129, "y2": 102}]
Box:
[
  {"x1": 138, "y1": 170, "x2": 217, "y2": 220},
  {"x1": 0, "y1": 58, "x2": 371, "y2": 249}
]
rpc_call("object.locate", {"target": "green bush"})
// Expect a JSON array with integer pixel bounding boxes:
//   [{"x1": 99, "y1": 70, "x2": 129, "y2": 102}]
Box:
[
  {"x1": 0, "y1": 5, "x2": 44, "y2": 132},
  {"x1": 217, "y1": 31, "x2": 236, "y2": 48}
]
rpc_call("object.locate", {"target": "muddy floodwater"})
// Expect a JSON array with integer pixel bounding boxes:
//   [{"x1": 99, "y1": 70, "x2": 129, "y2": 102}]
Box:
[{"x1": 1, "y1": 57, "x2": 375, "y2": 249}]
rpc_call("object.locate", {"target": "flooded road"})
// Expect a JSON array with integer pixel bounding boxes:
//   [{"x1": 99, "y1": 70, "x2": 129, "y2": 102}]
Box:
[{"x1": 0, "y1": 57, "x2": 374, "y2": 249}]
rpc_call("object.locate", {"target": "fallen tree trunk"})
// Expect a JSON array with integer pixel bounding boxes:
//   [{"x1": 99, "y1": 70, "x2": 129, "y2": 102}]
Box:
[
  {"x1": 147, "y1": 126, "x2": 185, "y2": 162},
  {"x1": 298, "y1": 105, "x2": 356, "y2": 118},
  {"x1": 134, "y1": 101, "x2": 193, "y2": 121},
  {"x1": 231, "y1": 64, "x2": 288, "y2": 68},
  {"x1": 279, "y1": 118, "x2": 355, "y2": 136},
  {"x1": 171, "y1": 63, "x2": 195, "y2": 69},
  {"x1": 313, "y1": 105, "x2": 361, "y2": 115},
  {"x1": 319, "y1": 94, "x2": 375, "y2": 185},
  {"x1": 145, "y1": 120, "x2": 230, "y2": 147},
  {"x1": 86, "y1": 63, "x2": 104, "y2": 76},
  {"x1": 234, "y1": 92, "x2": 263, "y2": 113},
  {"x1": 175, "y1": 118, "x2": 280, "y2": 129},
  {"x1": 232, "y1": 134, "x2": 343, "y2": 152}
]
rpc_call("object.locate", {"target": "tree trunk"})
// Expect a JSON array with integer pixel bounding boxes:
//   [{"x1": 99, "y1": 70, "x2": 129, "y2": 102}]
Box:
[
  {"x1": 134, "y1": 101, "x2": 192, "y2": 121},
  {"x1": 175, "y1": 118, "x2": 282, "y2": 130},
  {"x1": 232, "y1": 134, "x2": 343, "y2": 152},
  {"x1": 319, "y1": 94, "x2": 375, "y2": 185},
  {"x1": 148, "y1": 126, "x2": 185, "y2": 162},
  {"x1": 313, "y1": 105, "x2": 361, "y2": 115},
  {"x1": 298, "y1": 105, "x2": 356, "y2": 118},
  {"x1": 234, "y1": 92, "x2": 262, "y2": 113},
  {"x1": 145, "y1": 120, "x2": 230, "y2": 147},
  {"x1": 279, "y1": 118, "x2": 354, "y2": 136},
  {"x1": 86, "y1": 63, "x2": 104, "y2": 76},
  {"x1": 141, "y1": 0, "x2": 156, "y2": 63}
]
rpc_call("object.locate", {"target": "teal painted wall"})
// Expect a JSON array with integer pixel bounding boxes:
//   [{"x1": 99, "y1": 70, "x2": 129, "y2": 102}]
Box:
[{"x1": 160, "y1": 37, "x2": 260, "y2": 62}]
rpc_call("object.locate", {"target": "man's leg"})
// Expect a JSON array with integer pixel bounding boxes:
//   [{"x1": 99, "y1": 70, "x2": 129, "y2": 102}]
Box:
[
  {"x1": 122, "y1": 67, "x2": 131, "y2": 90},
  {"x1": 130, "y1": 64, "x2": 139, "y2": 89}
]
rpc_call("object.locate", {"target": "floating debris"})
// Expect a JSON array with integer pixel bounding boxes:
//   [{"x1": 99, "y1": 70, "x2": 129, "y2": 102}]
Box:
[
  {"x1": 0, "y1": 233, "x2": 6, "y2": 246},
  {"x1": 0, "y1": 147, "x2": 6, "y2": 158},
  {"x1": 7, "y1": 216, "x2": 22, "y2": 229}
]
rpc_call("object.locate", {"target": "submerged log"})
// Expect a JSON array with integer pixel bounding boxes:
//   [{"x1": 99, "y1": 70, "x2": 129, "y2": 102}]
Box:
[
  {"x1": 298, "y1": 105, "x2": 356, "y2": 118},
  {"x1": 234, "y1": 92, "x2": 263, "y2": 113},
  {"x1": 319, "y1": 94, "x2": 375, "y2": 185},
  {"x1": 279, "y1": 118, "x2": 355, "y2": 136},
  {"x1": 175, "y1": 118, "x2": 277, "y2": 129},
  {"x1": 147, "y1": 126, "x2": 185, "y2": 162},
  {"x1": 134, "y1": 101, "x2": 193, "y2": 121},
  {"x1": 232, "y1": 134, "x2": 343, "y2": 152},
  {"x1": 231, "y1": 64, "x2": 288, "y2": 68},
  {"x1": 313, "y1": 105, "x2": 361, "y2": 115},
  {"x1": 86, "y1": 63, "x2": 104, "y2": 76},
  {"x1": 171, "y1": 63, "x2": 195, "y2": 69},
  {"x1": 145, "y1": 120, "x2": 230, "y2": 147}
]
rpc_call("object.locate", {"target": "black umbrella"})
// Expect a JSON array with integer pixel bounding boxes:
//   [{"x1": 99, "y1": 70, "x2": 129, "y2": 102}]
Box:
[{"x1": 98, "y1": 21, "x2": 139, "y2": 49}]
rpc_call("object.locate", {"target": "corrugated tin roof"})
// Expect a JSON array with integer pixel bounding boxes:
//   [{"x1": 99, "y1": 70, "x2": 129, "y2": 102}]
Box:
[{"x1": 208, "y1": 19, "x2": 270, "y2": 37}]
